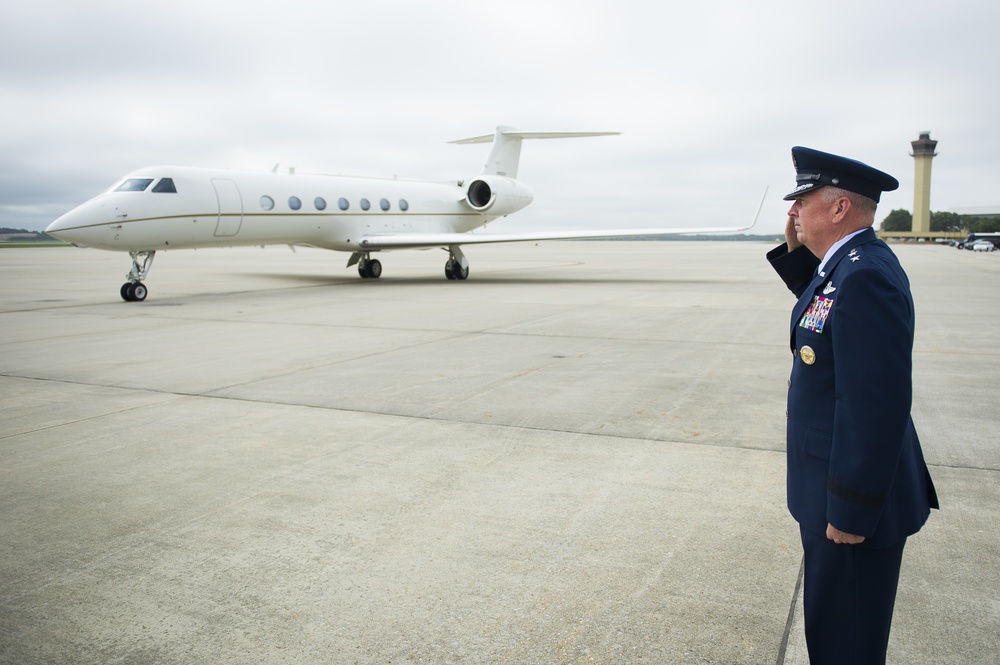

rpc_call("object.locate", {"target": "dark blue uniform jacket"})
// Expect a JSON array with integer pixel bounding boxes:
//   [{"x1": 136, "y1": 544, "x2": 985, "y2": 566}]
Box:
[{"x1": 767, "y1": 228, "x2": 938, "y2": 548}]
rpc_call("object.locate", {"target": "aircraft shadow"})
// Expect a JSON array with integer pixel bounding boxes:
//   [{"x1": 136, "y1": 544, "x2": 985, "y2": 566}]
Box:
[{"x1": 237, "y1": 272, "x2": 732, "y2": 287}]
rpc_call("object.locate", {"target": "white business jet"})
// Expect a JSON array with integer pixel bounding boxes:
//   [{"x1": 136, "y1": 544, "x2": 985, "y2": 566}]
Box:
[{"x1": 46, "y1": 126, "x2": 760, "y2": 301}]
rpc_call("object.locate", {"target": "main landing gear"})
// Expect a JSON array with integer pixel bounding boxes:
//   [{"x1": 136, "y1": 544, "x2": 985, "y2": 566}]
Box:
[
  {"x1": 346, "y1": 246, "x2": 470, "y2": 280},
  {"x1": 444, "y1": 258, "x2": 469, "y2": 280},
  {"x1": 358, "y1": 256, "x2": 382, "y2": 279},
  {"x1": 347, "y1": 252, "x2": 382, "y2": 279},
  {"x1": 121, "y1": 250, "x2": 155, "y2": 302},
  {"x1": 444, "y1": 246, "x2": 469, "y2": 280}
]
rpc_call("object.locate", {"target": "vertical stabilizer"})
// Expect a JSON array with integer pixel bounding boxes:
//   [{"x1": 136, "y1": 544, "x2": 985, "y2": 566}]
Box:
[
  {"x1": 483, "y1": 126, "x2": 523, "y2": 178},
  {"x1": 449, "y1": 126, "x2": 619, "y2": 180}
]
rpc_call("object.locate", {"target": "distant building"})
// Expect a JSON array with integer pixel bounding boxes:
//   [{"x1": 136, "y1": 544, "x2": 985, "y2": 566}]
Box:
[{"x1": 951, "y1": 206, "x2": 1000, "y2": 217}]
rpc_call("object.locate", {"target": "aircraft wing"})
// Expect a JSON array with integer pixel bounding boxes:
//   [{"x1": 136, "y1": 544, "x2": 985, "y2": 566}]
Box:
[
  {"x1": 357, "y1": 225, "x2": 755, "y2": 250},
  {"x1": 359, "y1": 186, "x2": 767, "y2": 250}
]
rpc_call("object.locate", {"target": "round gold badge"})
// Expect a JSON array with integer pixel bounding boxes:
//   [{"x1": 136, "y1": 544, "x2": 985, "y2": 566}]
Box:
[{"x1": 800, "y1": 345, "x2": 816, "y2": 365}]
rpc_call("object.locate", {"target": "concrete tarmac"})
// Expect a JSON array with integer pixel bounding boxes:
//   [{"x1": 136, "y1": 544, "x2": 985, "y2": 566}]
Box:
[{"x1": 1, "y1": 241, "x2": 997, "y2": 664}]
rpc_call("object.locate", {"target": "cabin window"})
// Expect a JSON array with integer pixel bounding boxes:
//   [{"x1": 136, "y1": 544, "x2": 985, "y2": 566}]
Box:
[
  {"x1": 152, "y1": 178, "x2": 177, "y2": 193},
  {"x1": 115, "y1": 178, "x2": 154, "y2": 192},
  {"x1": 399, "y1": 199, "x2": 409, "y2": 211},
  {"x1": 380, "y1": 198, "x2": 390, "y2": 211},
  {"x1": 314, "y1": 197, "x2": 327, "y2": 211},
  {"x1": 260, "y1": 195, "x2": 275, "y2": 211},
  {"x1": 360, "y1": 198, "x2": 370, "y2": 211},
  {"x1": 338, "y1": 198, "x2": 349, "y2": 211},
  {"x1": 289, "y1": 196, "x2": 302, "y2": 210}
]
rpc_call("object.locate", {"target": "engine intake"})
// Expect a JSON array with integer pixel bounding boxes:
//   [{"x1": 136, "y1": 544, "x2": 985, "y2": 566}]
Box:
[{"x1": 463, "y1": 176, "x2": 534, "y2": 216}]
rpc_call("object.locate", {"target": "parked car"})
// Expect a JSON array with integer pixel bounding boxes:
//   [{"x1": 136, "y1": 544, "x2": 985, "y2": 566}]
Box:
[{"x1": 971, "y1": 240, "x2": 996, "y2": 252}]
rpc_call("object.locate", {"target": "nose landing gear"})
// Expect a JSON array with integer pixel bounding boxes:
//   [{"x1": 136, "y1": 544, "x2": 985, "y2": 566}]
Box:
[{"x1": 121, "y1": 250, "x2": 155, "y2": 301}]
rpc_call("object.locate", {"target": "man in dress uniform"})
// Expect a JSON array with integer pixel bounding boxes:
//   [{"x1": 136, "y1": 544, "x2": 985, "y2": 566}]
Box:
[{"x1": 767, "y1": 147, "x2": 938, "y2": 664}]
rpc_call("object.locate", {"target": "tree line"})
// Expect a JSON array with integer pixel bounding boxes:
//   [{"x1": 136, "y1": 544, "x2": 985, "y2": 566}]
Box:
[
  {"x1": 880, "y1": 210, "x2": 1000, "y2": 233},
  {"x1": 0, "y1": 227, "x2": 59, "y2": 241}
]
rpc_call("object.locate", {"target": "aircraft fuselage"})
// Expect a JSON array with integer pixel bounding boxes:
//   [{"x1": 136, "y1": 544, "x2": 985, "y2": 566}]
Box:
[{"x1": 48, "y1": 166, "x2": 523, "y2": 253}]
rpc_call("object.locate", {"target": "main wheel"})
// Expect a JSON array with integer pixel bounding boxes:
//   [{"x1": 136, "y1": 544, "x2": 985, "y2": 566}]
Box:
[
  {"x1": 444, "y1": 261, "x2": 456, "y2": 280},
  {"x1": 121, "y1": 283, "x2": 131, "y2": 301},
  {"x1": 359, "y1": 259, "x2": 383, "y2": 279},
  {"x1": 454, "y1": 263, "x2": 469, "y2": 280}
]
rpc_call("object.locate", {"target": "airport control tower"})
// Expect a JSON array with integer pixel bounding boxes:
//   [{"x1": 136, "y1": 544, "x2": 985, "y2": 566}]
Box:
[{"x1": 911, "y1": 132, "x2": 938, "y2": 234}]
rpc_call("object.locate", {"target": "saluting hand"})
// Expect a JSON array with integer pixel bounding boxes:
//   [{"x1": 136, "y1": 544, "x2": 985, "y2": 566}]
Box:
[{"x1": 785, "y1": 216, "x2": 803, "y2": 251}]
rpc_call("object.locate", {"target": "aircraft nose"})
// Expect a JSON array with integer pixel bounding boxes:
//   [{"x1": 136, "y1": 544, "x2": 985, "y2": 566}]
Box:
[
  {"x1": 46, "y1": 212, "x2": 70, "y2": 235},
  {"x1": 45, "y1": 199, "x2": 104, "y2": 245},
  {"x1": 45, "y1": 209, "x2": 80, "y2": 239}
]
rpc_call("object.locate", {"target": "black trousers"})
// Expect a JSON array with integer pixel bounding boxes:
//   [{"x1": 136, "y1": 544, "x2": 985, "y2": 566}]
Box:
[{"x1": 799, "y1": 525, "x2": 907, "y2": 665}]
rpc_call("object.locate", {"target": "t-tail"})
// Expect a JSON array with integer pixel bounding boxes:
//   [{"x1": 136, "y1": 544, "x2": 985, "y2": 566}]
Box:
[
  {"x1": 449, "y1": 126, "x2": 619, "y2": 216},
  {"x1": 449, "y1": 126, "x2": 620, "y2": 179}
]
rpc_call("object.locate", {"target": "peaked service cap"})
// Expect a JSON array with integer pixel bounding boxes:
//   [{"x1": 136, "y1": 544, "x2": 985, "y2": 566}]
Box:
[{"x1": 783, "y1": 146, "x2": 899, "y2": 203}]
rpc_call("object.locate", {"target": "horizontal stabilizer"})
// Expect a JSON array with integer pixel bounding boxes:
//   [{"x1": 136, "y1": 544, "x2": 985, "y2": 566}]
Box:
[
  {"x1": 449, "y1": 130, "x2": 620, "y2": 145},
  {"x1": 450, "y1": 125, "x2": 619, "y2": 179}
]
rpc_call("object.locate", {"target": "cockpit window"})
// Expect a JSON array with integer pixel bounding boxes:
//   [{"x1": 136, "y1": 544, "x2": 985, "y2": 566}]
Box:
[
  {"x1": 152, "y1": 178, "x2": 177, "y2": 193},
  {"x1": 115, "y1": 178, "x2": 154, "y2": 192}
]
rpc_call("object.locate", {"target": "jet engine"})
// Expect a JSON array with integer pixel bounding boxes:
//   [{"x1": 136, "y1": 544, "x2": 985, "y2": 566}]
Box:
[{"x1": 463, "y1": 176, "x2": 534, "y2": 216}]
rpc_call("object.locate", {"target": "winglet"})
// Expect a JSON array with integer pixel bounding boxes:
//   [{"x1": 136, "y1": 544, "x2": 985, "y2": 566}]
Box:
[{"x1": 740, "y1": 186, "x2": 768, "y2": 232}]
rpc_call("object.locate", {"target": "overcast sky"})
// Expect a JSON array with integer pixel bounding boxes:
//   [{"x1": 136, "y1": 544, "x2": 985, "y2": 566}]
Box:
[{"x1": 2, "y1": 0, "x2": 997, "y2": 235}]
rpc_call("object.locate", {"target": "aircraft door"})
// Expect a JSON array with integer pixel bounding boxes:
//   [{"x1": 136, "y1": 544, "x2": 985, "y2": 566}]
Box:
[{"x1": 212, "y1": 179, "x2": 244, "y2": 237}]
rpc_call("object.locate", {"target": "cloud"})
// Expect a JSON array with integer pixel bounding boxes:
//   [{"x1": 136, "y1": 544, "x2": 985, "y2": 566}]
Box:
[{"x1": 2, "y1": 0, "x2": 999, "y2": 233}]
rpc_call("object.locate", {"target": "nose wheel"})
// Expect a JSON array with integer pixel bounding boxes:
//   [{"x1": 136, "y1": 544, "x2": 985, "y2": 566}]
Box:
[{"x1": 121, "y1": 282, "x2": 148, "y2": 301}]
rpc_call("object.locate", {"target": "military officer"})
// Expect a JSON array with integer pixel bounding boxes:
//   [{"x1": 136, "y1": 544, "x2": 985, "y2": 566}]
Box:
[{"x1": 767, "y1": 147, "x2": 938, "y2": 664}]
